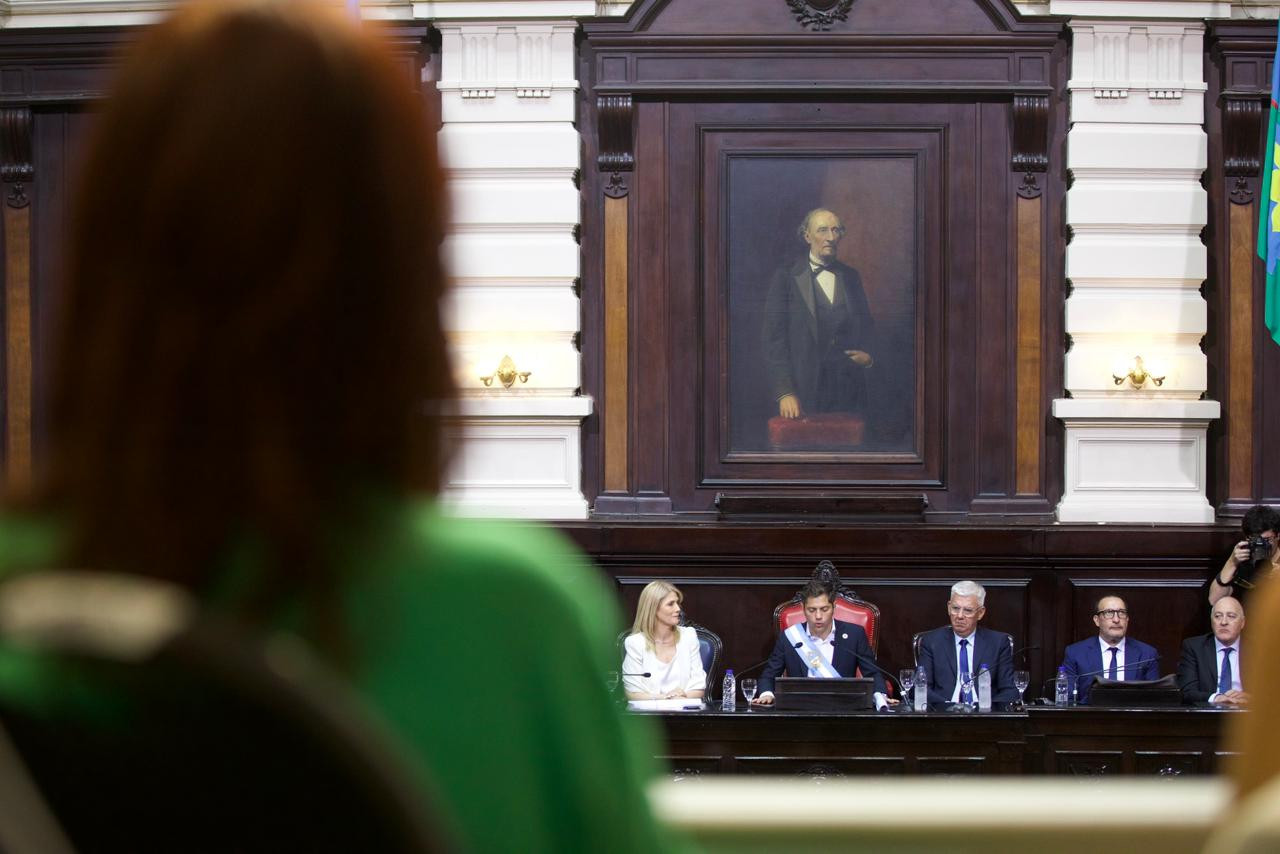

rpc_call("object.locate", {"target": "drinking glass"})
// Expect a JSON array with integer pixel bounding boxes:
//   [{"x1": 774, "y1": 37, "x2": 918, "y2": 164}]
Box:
[
  {"x1": 605, "y1": 671, "x2": 620, "y2": 693},
  {"x1": 898, "y1": 669, "x2": 915, "y2": 710},
  {"x1": 741, "y1": 678, "x2": 758, "y2": 709},
  {"x1": 1014, "y1": 669, "x2": 1030, "y2": 710},
  {"x1": 958, "y1": 673, "x2": 974, "y2": 711}
]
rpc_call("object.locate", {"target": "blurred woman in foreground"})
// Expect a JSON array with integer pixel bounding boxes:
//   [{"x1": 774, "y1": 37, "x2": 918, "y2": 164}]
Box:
[{"x1": 0, "y1": 2, "x2": 679, "y2": 851}]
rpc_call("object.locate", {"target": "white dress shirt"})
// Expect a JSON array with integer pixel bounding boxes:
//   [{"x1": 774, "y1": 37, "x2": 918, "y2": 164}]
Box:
[
  {"x1": 622, "y1": 626, "x2": 706, "y2": 697},
  {"x1": 809, "y1": 255, "x2": 836, "y2": 304},
  {"x1": 1099, "y1": 637, "x2": 1126, "y2": 680},
  {"x1": 801, "y1": 626, "x2": 837, "y2": 674},
  {"x1": 1208, "y1": 637, "x2": 1243, "y2": 703},
  {"x1": 809, "y1": 624, "x2": 890, "y2": 710}
]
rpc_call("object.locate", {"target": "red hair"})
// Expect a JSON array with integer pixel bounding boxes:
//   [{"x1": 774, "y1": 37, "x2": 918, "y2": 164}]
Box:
[{"x1": 33, "y1": 0, "x2": 451, "y2": 626}]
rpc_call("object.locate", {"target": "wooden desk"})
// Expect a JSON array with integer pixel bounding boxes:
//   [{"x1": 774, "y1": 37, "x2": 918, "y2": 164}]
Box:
[{"x1": 639, "y1": 705, "x2": 1240, "y2": 777}]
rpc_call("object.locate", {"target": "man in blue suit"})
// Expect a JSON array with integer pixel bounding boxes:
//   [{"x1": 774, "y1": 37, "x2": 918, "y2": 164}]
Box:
[
  {"x1": 753, "y1": 579, "x2": 891, "y2": 710},
  {"x1": 1061, "y1": 595, "x2": 1160, "y2": 704},
  {"x1": 917, "y1": 580, "x2": 1017, "y2": 707}
]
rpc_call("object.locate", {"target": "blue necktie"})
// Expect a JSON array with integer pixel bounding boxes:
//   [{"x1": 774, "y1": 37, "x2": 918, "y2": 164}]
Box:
[
  {"x1": 958, "y1": 639, "x2": 971, "y2": 702},
  {"x1": 1107, "y1": 647, "x2": 1118, "y2": 680},
  {"x1": 1218, "y1": 647, "x2": 1234, "y2": 695}
]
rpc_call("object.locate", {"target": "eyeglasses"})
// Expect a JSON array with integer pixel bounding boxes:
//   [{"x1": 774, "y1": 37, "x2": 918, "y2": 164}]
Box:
[
  {"x1": 812, "y1": 226, "x2": 846, "y2": 238},
  {"x1": 948, "y1": 604, "x2": 979, "y2": 617},
  {"x1": 1096, "y1": 609, "x2": 1129, "y2": 619}
]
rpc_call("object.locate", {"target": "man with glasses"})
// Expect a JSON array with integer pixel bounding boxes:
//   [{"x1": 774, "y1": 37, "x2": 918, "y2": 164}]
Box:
[
  {"x1": 763, "y1": 208, "x2": 875, "y2": 422},
  {"x1": 1060, "y1": 595, "x2": 1159, "y2": 705},
  {"x1": 916, "y1": 580, "x2": 1018, "y2": 707},
  {"x1": 1178, "y1": 596, "x2": 1250, "y2": 706}
]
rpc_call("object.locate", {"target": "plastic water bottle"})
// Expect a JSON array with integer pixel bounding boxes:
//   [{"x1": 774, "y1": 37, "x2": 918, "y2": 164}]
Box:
[
  {"x1": 1054, "y1": 666, "x2": 1069, "y2": 706},
  {"x1": 721, "y1": 669, "x2": 736, "y2": 712},
  {"x1": 914, "y1": 665, "x2": 927, "y2": 712},
  {"x1": 977, "y1": 664, "x2": 992, "y2": 712},
  {"x1": 959, "y1": 670, "x2": 972, "y2": 705}
]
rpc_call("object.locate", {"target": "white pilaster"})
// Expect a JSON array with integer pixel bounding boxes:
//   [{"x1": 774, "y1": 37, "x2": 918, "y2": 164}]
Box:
[
  {"x1": 443, "y1": 397, "x2": 593, "y2": 519},
  {"x1": 0, "y1": 1, "x2": 636, "y2": 27},
  {"x1": 435, "y1": 17, "x2": 592, "y2": 520},
  {"x1": 1058, "y1": 14, "x2": 1219, "y2": 523}
]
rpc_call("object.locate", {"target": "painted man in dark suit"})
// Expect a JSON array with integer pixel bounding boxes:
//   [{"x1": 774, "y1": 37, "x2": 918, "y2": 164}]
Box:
[
  {"x1": 1060, "y1": 595, "x2": 1160, "y2": 705},
  {"x1": 763, "y1": 208, "x2": 875, "y2": 419},
  {"x1": 752, "y1": 579, "x2": 893, "y2": 710},
  {"x1": 1178, "y1": 595, "x2": 1249, "y2": 706},
  {"x1": 917, "y1": 580, "x2": 1018, "y2": 706}
]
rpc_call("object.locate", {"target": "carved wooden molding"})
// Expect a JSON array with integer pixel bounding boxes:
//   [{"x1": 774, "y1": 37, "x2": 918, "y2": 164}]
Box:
[
  {"x1": 604, "y1": 171, "x2": 629, "y2": 199},
  {"x1": 2, "y1": 105, "x2": 34, "y2": 491},
  {"x1": 1011, "y1": 93, "x2": 1049, "y2": 200},
  {"x1": 597, "y1": 93, "x2": 633, "y2": 199},
  {"x1": 1223, "y1": 93, "x2": 1264, "y2": 205},
  {"x1": 786, "y1": 0, "x2": 855, "y2": 31},
  {"x1": 0, "y1": 107, "x2": 33, "y2": 209}
]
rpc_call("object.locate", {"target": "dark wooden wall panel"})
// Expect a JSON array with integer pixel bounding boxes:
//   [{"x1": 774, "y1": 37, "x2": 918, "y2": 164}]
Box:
[
  {"x1": 30, "y1": 109, "x2": 94, "y2": 467},
  {"x1": 1207, "y1": 21, "x2": 1280, "y2": 513},
  {"x1": 0, "y1": 23, "x2": 434, "y2": 479},
  {"x1": 562, "y1": 523, "x2": 1237, "y2": 701},
  {"x1": 581, "y1": 0, "x2": 1068, "y2": 520}
]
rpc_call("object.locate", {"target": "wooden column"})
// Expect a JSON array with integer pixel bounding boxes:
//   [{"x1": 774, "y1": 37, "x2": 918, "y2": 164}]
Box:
[
  {"x1": 603, "y1": 194, "x2": 629, "y2": 492},
  {"x1": 1222, "y1": 93, "x2": 1264, "y2": 502},
  {"x1": 598, "y1": 94, "x2": 633, "y2": 495},
  {"x1": 1015, "y1": 195, "x2": 1043, "y2": 495},
  {"x1": 1012, "y1": 94, "x2": 1049, "y2": 497},
  {"x1": 0, "y1": 107, "x2": 33, "y2": 493}
]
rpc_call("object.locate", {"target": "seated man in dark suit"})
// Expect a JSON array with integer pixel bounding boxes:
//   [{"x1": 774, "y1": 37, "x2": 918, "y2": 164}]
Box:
[
  {"x1": 1178, "y1": 595, "x2": 1249, "y2": 707},
  {"x1": 917, "y1": 580, "x2": 1017, "y2": 707},
  {"x1": 752, "y1": 578, "x2": 891, "y2": 710},
  {"x1": 1061, "y1": 595, "x2": 1160, "y2": 704}
]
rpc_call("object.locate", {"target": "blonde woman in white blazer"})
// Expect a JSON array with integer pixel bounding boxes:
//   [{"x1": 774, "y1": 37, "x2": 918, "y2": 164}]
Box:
[{"x1": 622, "y1": 580, "x2": 706, "y2": 700}]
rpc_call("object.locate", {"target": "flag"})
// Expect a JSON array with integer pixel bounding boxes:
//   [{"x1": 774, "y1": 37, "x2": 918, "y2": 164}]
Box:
[{"x1": 1257, "y1": 30, "x2": 1280, "y2": 347}]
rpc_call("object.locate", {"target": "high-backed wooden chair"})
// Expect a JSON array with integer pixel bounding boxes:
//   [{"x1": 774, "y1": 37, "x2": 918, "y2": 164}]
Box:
[{"x1": 773, "y1": 561, "x2": 881, "y2": 654}]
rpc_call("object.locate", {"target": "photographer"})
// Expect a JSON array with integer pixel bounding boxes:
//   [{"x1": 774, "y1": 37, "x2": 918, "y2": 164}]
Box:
[{"x1": 1211, "y1": 505, "x2": 1280, "y2": 605}]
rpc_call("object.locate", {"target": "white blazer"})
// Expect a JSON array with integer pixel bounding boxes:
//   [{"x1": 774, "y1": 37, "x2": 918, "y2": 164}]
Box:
[{"x1": 622, "y1": 625, "x2": 706, "y2": 697}]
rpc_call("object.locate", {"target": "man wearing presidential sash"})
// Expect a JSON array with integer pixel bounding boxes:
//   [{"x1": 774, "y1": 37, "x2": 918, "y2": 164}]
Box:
[{"x1": 753, "y1": 579, "x2": 891, "y2": 710}]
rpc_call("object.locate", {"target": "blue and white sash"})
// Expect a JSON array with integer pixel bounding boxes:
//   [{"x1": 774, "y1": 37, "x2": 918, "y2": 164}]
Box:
[{"x1": 785, "y1": 623, "x2": 842, "y2": 679}]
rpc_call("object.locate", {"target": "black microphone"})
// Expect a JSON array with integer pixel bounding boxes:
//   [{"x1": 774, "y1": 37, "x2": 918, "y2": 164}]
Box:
[
  {"x1": 620, "y1": 671, "x2": 651, "y2": 678},
  {"x1": 1041, "y1": 654, "x2": 1162, "y2": 697},
  {"x1": 734, "y1": 642, "x2": 801, "y2": 681},
  {"x1": 1069, "y1": 653, "x2": 1162, "y2": 683},
  {"x1": 843, "y1": 648, "x2": 901, "y2": 698},
  {"x1": 1012, "y1": 645, "x2": 1039, "y2": 663},
  {"x1": 733, "y1": 642, "x2": 802, "y2": 702}
]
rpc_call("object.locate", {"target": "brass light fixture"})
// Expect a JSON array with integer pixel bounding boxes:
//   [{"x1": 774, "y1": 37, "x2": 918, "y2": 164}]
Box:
[
  {"x1": 479, "y1": 355, "x2": 531, "y2": 389},
  {"x1": 1112, "y1": 355, "x2": 1165, "y2": 389}
]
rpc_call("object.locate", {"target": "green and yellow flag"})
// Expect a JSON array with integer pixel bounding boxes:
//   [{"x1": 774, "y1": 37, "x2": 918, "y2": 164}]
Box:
[{"x1": 1257, "y1": 34, "x2": 1280, "y2": 347}]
